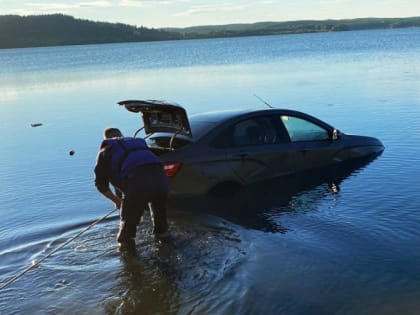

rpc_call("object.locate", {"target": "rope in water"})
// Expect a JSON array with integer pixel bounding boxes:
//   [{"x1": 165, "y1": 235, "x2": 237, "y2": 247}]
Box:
[{"x1": 0, "y1": 208, "x2": 119, "y2": 291}]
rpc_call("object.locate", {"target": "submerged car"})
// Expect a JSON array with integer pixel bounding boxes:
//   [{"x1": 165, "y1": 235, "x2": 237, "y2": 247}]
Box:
[{"x1": 118, "y1": 99, "x2": 384, "y2": 197}]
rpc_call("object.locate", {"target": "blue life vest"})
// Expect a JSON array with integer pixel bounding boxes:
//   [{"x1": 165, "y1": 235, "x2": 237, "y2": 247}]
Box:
[{"x1": 103, "y1": 137, "x2": 161, "y2": 182}]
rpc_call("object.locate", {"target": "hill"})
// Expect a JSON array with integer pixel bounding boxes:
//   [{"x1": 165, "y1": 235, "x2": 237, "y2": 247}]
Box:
[
  {"x1": 1, "y1": 14, "x2": 419, "y2": 49},
  {"x1": 165, "y1": 17, "x2": 420, "y2": 38},
  {"x1": 0, "y1": 14, "x2": 181, "y2": 49}
]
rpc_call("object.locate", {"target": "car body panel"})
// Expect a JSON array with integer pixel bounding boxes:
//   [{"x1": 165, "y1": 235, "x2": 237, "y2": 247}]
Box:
[
  {"x1": 157, "y1": 142, "x2": 239, "y2": 195},
  {"x1": 332, "y1": 135, "x2": 385, "y2": 162},
  {"x1": 118, "y1": 100, "x2": 385, "y2": 197},
  {"x1": 224, "y1": 143, "x2": 301, "y2": 184},
  {"x1": 288, "y1": 140, "x2": 342, "y2": 172}
]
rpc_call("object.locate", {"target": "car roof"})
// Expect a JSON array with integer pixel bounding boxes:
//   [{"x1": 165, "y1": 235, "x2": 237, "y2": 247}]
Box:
[
  {"x1": 189, "y1": 107, "x2": 329, "y2": 123},
  {"x1": 118, "y1": 99, "x2": 335, "y2": 137},
  {"x1": 188, "y1": 108, "x2": 253, "y2": 124}
]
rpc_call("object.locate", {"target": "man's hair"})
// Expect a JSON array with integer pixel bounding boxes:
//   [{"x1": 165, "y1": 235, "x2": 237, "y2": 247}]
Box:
[{"x1": 103, "y1": 127, "x2": 123, "y2": 139}]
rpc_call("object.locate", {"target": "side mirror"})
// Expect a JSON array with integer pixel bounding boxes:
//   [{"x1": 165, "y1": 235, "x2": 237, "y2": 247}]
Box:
[{"x1": 332, "y1": 129, "x2": 340, "y2": 140}]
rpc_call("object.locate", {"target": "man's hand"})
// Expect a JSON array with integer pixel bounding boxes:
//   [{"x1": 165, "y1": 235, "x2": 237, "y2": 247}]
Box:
[
  {"x1": 114, "y1": 198, "x2": 122, "y2": 210},
  {"x1": 102, "y1": 190, "x2": 122, "y2": 210}
]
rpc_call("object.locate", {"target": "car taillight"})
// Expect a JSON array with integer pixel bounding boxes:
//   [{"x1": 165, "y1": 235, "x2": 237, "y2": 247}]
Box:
[{"x1": 163, "y1": 162, "x2": 181, "y2": 177}]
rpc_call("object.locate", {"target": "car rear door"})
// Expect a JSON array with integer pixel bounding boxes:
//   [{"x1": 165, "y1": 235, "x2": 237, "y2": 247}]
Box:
[{"x1": 221, "y1": 115, "x2": 299, "y2": 184}]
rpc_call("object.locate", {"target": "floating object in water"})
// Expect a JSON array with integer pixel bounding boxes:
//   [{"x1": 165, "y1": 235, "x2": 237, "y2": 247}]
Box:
[
  {"x1": 31, "y1": 123, "x2": 43, "y2": 127},
  {"x1": 69, "y1": 149, "x2": 75, "y2": 156}
]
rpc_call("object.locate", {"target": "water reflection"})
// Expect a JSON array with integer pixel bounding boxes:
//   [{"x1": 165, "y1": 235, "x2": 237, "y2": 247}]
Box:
[
  {"x1": 170, "y1": 154, "x2": 382, "y2": 233},
  {"x1": 105, "y1": 211, "x2": 247, "y2": 315},
  {"x1": 108, "y1": 242, "x2": 181, "y2": 315}
]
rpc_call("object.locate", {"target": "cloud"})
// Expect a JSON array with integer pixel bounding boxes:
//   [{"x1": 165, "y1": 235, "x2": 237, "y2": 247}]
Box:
[
  {"x1": 3, "y1": 1, "x2": 115, "y2": 16},
  {"x1": 80, "y1": 1, "x2": 114, "y2": 7},
  {"x1": 26, "y1": 1, "x2": 114, "y2": 10},
  {"x1": 119, "y1": 0, "x2": 148, "y2": 7},
  {"x1": 25, "y1": 2, "x2": 78, "y2": 10},
  {"x1": 317, "y1": 0, "x2": 352, "y2": 4},
  {"x1": 18, "y1": 0, "x2": 184, "y2": 10},
  {"x1": 119, "y1": 0, "x2": 178, "y2": 6},
  {"x1": 175, "y1": 3, "x2": 247, "y2": 17}
]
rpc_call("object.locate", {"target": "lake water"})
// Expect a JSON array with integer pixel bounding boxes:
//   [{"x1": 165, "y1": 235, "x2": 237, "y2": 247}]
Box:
[{"x1": 0, "y1": 28, "x2": 420, "y2": 314}]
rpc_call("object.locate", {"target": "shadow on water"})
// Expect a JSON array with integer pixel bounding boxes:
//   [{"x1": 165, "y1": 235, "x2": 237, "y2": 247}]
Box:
[
  {"x1": 169, "y1": 154, "x2": 383, "y2": 233},
  {"x1": 103, "y1": 210, "x2": 247, "y2": 315},
  {"x1": 106, "y1": 243, "x2": 182, "y2": 315}
]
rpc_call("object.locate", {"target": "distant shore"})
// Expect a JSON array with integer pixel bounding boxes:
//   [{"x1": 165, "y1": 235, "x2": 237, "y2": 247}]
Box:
[{"x1": 1, "y1": 14, "x2": 419, "y2": 49}]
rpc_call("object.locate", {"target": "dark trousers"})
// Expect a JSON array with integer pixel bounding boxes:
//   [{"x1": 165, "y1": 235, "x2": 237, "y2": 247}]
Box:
[{"x1": 117, "y1": 163, "x2": 169, "y2": 242}]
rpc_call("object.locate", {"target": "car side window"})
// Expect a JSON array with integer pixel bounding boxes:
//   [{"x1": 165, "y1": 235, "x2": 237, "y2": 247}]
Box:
[
  {"x1": 232, "y1": 117, "x2": 285, "y2": 147},
  {"x1": 280, "y1": 115, "x2": 329, "y2": 142}
]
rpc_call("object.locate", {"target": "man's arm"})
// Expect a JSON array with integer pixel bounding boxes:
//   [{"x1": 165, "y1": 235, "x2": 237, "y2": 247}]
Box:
[
  {"x1": 100, "y1": 189, "x2": 121, "y2": 210},
  {"x1": 94, "y1": 147, "x2": 121, "y2": 209}
]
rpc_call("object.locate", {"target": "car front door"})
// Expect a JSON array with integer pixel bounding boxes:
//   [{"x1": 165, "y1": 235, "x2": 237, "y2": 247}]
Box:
[{"x1": 278, "y1": 114, "x2": 342, "y2": 172}]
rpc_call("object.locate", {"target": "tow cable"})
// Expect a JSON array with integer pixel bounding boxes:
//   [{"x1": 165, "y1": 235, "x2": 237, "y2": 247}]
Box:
[{"x1": 0, "y1": 208, "x2": 119, "y2": 290}]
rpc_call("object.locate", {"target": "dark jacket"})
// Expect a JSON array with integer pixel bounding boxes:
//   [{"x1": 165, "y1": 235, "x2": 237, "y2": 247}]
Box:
[{"x1": 94, "y1": 137, "x2": 161, "y2": 193}]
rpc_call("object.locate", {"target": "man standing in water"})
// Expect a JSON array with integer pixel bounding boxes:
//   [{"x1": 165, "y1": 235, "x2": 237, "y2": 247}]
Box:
[{"x1": 94, "y1": 127, "x2": 169, "y2": 248}]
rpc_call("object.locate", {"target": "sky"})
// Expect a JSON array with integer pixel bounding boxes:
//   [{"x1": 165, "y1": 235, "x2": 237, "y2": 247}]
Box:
[{"x1": 0, "y1": 0, "x2": 419, "y2": 28}]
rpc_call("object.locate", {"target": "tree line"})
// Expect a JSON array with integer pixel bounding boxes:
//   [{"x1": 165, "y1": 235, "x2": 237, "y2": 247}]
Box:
[
  {"x1": 0, "y1": 14, "x2": 180, "y2": 48},
  {"x1": 1, "y1": 14, "x2": 419, "y2": 49}
]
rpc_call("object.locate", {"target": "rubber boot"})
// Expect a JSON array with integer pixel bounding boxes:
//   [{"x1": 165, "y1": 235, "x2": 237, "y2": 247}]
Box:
[
  {"x1": 117, "y1": 221, "x2": 137, "y2": 247},
  {"x1": 150, "y1": 209, "x2": 169, "y2": 239}
]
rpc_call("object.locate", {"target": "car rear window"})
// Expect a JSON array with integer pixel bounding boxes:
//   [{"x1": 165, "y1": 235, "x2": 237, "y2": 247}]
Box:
[
  {"x1": 145, "y1": 120, "x2": 216, "y2": 150},
  {"x1": 146, "y1": 134, "x2": 192, "y2": 150},
  {"x1": 188, "y1": 120, "x2": 217, "y2": 139}
]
